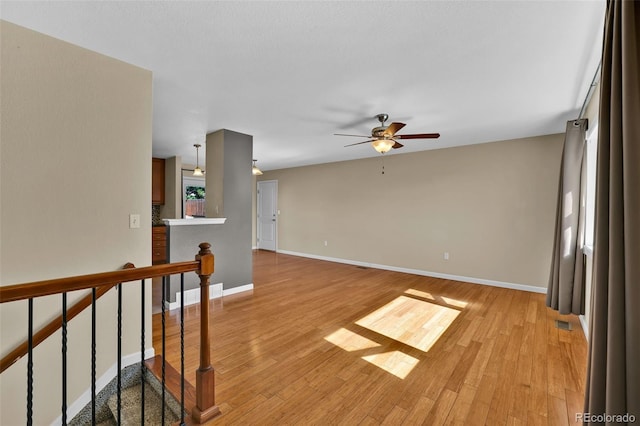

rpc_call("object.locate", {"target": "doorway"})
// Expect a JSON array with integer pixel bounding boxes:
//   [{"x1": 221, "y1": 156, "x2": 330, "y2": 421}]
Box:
[{"x1": 257, "y1": 180, "x2": 278, "y2": 251}]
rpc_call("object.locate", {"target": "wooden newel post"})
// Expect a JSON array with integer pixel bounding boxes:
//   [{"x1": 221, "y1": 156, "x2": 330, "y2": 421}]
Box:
[{"x1": 192, "y1": 242, "x2": 221, "y2": 423}]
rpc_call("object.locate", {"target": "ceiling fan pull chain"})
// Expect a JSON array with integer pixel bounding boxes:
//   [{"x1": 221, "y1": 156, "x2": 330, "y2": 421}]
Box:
[{"x1": 381, "y1": 156, "x2": 385, "y2": 174}]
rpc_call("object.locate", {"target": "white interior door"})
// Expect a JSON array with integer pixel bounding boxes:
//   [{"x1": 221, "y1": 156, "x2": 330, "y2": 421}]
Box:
[{"x1": 257, "y1": 180, "x2": 277, "y2": 251}]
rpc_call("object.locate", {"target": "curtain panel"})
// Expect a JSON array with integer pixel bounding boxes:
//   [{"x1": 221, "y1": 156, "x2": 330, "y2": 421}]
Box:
[
  {"x1": 585, "y1": 0, "x2": 640, "y2": 422},
  {"x1": 547, "y1": 119, "x2": 588, "y2": 315}
]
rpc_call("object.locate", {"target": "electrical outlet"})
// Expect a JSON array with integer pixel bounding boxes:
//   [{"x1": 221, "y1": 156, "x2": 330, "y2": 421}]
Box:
[
  {"x1": 129, "y1": 214, "x2": 140, "y2": 229},
  {"x1": 444, "y1": 252, "x2": 449, "y2": 260}
]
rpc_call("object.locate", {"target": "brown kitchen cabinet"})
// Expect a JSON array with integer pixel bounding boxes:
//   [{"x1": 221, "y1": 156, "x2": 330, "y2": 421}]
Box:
[
  {"x1": 152, "y1": 226, "x2": 167, "y2": 264},
  {"x1": 152, "y1": 157, "x2": 165, "y2": 205}
]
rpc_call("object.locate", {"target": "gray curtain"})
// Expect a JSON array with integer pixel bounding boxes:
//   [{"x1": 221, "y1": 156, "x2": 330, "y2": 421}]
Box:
[
  {"x1": 546, "y1": 119, "x2": 588, "y2": 315},
  {"x1": 585, "y1": 0, "x2": 640, "y2": 423}
]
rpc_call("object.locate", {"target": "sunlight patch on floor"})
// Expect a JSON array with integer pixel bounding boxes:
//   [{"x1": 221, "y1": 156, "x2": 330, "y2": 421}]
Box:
[
  {"x1": 356, "y1": 295, "x2": 460, "y2": 352},
  {"x1": 324, "y1": 328, "x2": 419, "y2": 379},
  {"x1": 440, "y1": 296, "x2": 468, "y2": 308},
  {"x1": 324, "y1": 327, "x2": 380, "y2": 351},
  {"x1": 404, "y1": 288, "x2": 469, "y2": 309},
  {"x1": 404, "y1": 288, "x2": 434, "y2": 299},
  {"x1": 361, "y1": 350, "x2": 419, "y2": 379},
  {"x1": 324, "y1": 290, "x2": 463, "y2": 379}
]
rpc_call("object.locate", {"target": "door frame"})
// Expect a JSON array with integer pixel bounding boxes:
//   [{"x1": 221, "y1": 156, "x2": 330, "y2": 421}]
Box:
[{"x1": 257, "y1": 180, "x2": 278, "y2": 251}]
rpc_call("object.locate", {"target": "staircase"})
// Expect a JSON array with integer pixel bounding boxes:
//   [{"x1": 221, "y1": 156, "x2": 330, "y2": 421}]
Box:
[
  {"x1": 0, "y1": 243, "x2": 220, "y2": 425},
  {"x1": 70, "y1": 363, "x2": 184, "y2": 426}
]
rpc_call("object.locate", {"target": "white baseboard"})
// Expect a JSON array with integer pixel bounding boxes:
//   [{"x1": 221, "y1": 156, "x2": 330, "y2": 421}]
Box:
[
  {"x1": 223, "y1": 283, "x2": 254, "y2": 296},
  {"x1": 164, "y1": 282, "x2": 223, "y2": 310},
  {"x1": 277, "y1": 250, "x2": 547, "y2": 294},
  {"x1": 164, "y1": 282, "x2": 254, "y2": 310},
  {"x1": 51, "y1": 348, "x2": 155, "y2": 426}
]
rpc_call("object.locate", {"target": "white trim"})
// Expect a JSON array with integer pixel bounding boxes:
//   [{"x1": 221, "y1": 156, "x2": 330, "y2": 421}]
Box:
[
  {"x1": 223, "y1": 283, "x2": 254, "y2": 297},
  {"x1": 163, "y1": 282, "x2": 254, "y2": 310},
  {"x1": 579, "y1": 314, "x2": 589, "y2": 340},
  {"x1": 582, "y1": 245, "x2": 594, "y2": 257},
  {"x1": 165, "y1": 283, "x2": 223, "y2": 310},
  {"x1": 277, "y1": 250, "x2": 547, "y2": 294},
  {"x1": 51, "y1": 348, "x2": 155, "y2": 426},
  {"x1": 163, "y1": 218, "x2": 226, "y2": 226}
]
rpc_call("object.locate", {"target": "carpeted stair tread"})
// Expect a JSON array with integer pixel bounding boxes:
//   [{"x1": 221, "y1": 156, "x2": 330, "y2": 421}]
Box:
[{"x1": 107, "y1": 384, "x2": 179, "y2": 426}]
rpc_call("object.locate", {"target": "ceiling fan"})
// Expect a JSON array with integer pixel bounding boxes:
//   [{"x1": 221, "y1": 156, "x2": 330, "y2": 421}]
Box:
[{"x1": 334, "y1": 113, "x2": 440, "y2": 153}]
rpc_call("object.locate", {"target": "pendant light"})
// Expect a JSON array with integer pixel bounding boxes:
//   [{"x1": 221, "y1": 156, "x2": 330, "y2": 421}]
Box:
[
  {"x1": 252, "y1": 159, "x2": 263, "y2": 176},
  {"x1": 193, "y1": 144, "x2": 204, "y2": 176}
]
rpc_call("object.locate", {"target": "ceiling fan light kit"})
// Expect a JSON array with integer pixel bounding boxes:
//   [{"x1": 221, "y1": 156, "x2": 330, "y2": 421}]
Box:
[
  {"x1": 372, "y1": 139, "x2": 394, "y2": 153},
  {"x1": 335, "y1": 113, "x2": 440, "y2": 154}
]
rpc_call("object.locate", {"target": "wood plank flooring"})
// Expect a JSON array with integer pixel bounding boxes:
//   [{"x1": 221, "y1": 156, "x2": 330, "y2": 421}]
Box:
[{"x1": 152, "y1": 250, "x2": 587, "y2": 425}]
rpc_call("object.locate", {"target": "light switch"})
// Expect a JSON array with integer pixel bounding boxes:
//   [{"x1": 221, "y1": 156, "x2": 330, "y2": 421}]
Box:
[{"x1": 129, "y1": 214, "x2": 141, "y2": 229}]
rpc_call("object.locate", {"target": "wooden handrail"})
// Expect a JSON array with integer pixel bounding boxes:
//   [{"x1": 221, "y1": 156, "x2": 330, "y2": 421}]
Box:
[
  {"x1": 0, "y1": 242, "x2": 219, "y2": 424},
  {"x1": 0, "y1": 264, "x2": 136, "y2": 374},
  {"x1": 0, "y1": 261, "x2": 199, "y2": 304}
]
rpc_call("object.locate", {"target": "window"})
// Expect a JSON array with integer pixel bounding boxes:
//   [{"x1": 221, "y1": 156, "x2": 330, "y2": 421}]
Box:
[
  {"x1": 183, "y1": 176, "x2": 205, "y2": 218},
  {"x1": 583, "y1": 123, "x2": 598, "y2": 253}
]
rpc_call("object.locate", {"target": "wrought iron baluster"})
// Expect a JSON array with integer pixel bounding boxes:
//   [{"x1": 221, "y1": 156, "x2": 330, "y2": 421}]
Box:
[
  {"x1": 62, "y1": 293, "x2": 67, "y2": 425},
  {"x1": 141, "y1": 279, "x2": 145, "y2": 425},
  {"x1": 117, "y1": 283, "x2": 122, "y2": 425},
  {"x1": 27, "y1": 298, "x2": 33, "y2": 426},
  {"x1": 161, "y1": 275, "x2": 166, "y2": 425},
  {"x1": 91, "y1": 288, "x2": 96, "y2": 425},
  {"x1": 180, "y1": 273, "x2": 185, "y2": 425}
]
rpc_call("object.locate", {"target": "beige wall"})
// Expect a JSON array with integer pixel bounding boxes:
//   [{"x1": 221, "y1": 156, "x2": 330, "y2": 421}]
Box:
[
  {"x1": 258, "y1": 134, "x2": 564, "y2": 289},
  {"x1": 1, "y1": 21, "x2": 152, "y2": 424}
]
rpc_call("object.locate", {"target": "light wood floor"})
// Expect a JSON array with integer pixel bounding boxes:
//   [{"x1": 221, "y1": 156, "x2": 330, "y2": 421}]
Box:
[{"x1": 152, "y1": 250, "x2": 587, "y2": 425}]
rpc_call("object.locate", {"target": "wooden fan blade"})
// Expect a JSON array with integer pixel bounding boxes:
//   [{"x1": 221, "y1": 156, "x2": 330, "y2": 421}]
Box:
[
  {"x1": 384, "y1": 122, "x2": 406, "y2": 137},
  {"x1": 334, "y1": 133, "x2": 372, "y2": 138},
  {"x1": 392, "y1": 141, "x2": 404, "y2": 149},
  {"x1": 344, "y1": 140, "x2": 375, "y2": 147},
  {"x1": 395, "y1": 133, "x2": 440, "y2": 139}
]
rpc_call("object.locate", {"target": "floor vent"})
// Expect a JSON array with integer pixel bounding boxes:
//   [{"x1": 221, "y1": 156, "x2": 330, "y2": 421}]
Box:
[{"x1": 555, "y1": 320, "x2": 572, "y2": 331}]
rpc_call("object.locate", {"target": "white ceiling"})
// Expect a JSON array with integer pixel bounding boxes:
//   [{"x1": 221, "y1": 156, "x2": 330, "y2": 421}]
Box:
[{"x1": 1, "y1": 1, "x2": 605, "y2": 171}]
